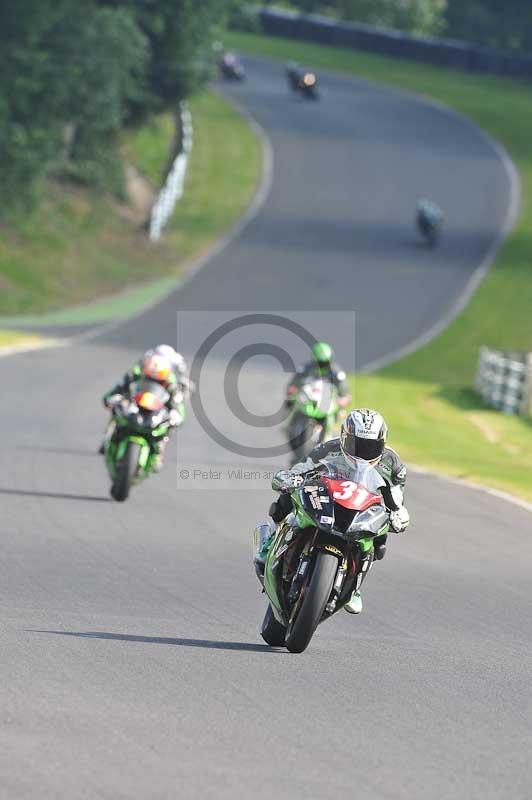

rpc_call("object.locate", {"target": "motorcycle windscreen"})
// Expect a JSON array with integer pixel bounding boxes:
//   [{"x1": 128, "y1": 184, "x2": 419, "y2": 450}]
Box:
[
  {"x1": 131, "y1": 380, "x2": 169, "y2": 411},
  {"x1": 297, "y1": 379, "x2": 337, "y2": 414}
]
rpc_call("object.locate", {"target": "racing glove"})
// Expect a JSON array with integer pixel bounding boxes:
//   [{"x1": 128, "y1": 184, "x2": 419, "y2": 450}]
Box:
[
  {"x1": 168, "y1": 409, "x2": 182, "y2": 427},
  {"x1": 271, "y1": 470, "x2": 304, "y2": 493},
  {"x1": 389, "y1": 506, "x2": 410, "y2": 533},
  {"x1": 104, "y1": 393, "x2": 123, "y2": 409}
]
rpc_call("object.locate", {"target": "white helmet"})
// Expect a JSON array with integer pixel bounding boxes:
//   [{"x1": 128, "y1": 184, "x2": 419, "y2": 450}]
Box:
[
  {"x1": 152, "y1": 345, "x2": 186, "y2": 374},
  {"x1": 340, "y1": 409, "x2": 388, "y2": 467}
]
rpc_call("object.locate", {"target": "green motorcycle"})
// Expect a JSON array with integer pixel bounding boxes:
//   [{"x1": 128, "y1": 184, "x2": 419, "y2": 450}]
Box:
[
  {"x1": 258, "y1": 462, "x2": 390, "y2": 653},
  {"x1": 286, "y1": 378, "x2": 339, "y2": 465},
  {"x1": 105, "y1": 380, "x2": 174, "y2": 502}
]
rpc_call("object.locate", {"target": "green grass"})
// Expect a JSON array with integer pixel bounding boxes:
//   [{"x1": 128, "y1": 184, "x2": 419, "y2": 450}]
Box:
[
  {"x1": 164, "y1": 91, "x2": 261, "y2": 262},
  {"x1": 227, "y1": 29, "x2": 532, "y2": 501},
  {"x1": 350, "y1": 374, "x2": 532, "y2": 503},
  {"x1": 0, "y1": 90, "x2": 261, "y2": 318},
  {"x1": 122, "y1": 114, "x2": 176, "y2": 187}
]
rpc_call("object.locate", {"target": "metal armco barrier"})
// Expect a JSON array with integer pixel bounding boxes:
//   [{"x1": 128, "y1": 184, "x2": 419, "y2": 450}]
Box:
[
  {"x1": 476, "y1": 347, "x2": 532, "y2": 415},
  {"x1": 256, "y1": 8, "x2": 532, "y2": 78},
  {"x1": 149, "y1": 102, "x2": 193, "y2": 242}
]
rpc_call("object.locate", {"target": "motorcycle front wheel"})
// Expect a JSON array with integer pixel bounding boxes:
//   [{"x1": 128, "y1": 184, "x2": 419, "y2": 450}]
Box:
[
  {"x1": 111, "y1": 441, "x2": 141, "y2": 502},
  {"x1": 260, "y1": 604, "x2": 287, "y2": 647},
  {"x1": 285, "y1": 551, "x2": 338, "y2": 654}
]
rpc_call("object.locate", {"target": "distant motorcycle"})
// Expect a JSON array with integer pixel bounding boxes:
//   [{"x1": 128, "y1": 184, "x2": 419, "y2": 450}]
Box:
[
  {"x1": 417, "y1": 199, "x2": 443, "y2": 248},
  {"x1": 218, "y1": 52, "x2": 246, "y2": 81},
  {"x1": 299, "y1": 71, "x2": 318, "y2": 99},
  {"x1": 286, "y1": 62, "x2": 319, "y2": 99},
  {"x1": 286, "y1": 378, "x2": 339, "y2": 465},
  {"x1": 104, "y1": 380, "x2": 173, "y2": 501},
  {"x1": 257, "y1": 461, "x2": 391, "y2": 653}
]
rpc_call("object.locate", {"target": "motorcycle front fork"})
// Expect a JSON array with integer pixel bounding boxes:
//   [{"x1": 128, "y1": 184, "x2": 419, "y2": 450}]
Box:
[{"x1": 326, "y1": 548, "x2": 373, "y2": 614}]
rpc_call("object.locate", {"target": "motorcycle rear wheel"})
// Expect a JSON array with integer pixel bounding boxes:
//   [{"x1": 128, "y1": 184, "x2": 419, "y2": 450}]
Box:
[
  {"x1": 111, "y1": 441, "x2": 140, "y2": 502},
  {"x1": 285, "y1": 551, "x2": 338, "y2": 654},
  {"x1": 260, "y1": 604, "x2": 287, "y2": 647}
]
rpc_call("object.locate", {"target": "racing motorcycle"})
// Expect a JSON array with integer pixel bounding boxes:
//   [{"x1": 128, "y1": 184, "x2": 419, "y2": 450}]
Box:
[
  {"x1": 104, "y1": 380, "x2": 173, "y2": 501},
  {"x1": 286, "y1": 378, "x2": 339, "y2": 465},
  {"x1": 286, "y1": 63, "x2": 319, "y2": 99},
  {"x1": 218, "y1": 52, "x2": 246, "y2": 81},
  {"x1": 416, "y1": 199, "x2": 443, "y2": 248},
  {"x1": 256, "y1": 462, "x2": 390, "y2": 653}
]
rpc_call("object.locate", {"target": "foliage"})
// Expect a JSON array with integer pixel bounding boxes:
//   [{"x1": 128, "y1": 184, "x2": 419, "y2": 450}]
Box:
[
  {"x1": 0, "y1": 0, "x2": 241, "y2": 210},
  {"x1": 267, "y1": 0, "x2": 448, "y2": 36},
  {"x1": 98, "y1": 0, "x2": 245, "y2": 113},
  {"x1": 445, "y1": 0, "x2": 532, "y2": 53},
  {"x1": 55, "y1": 6, "x2": 147, "y2": 195},
  {"x1": 334, "y1": 0, "x2": 448, "y2": 36}
]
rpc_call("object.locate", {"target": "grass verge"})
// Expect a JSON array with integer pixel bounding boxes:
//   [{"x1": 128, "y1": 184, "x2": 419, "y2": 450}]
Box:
[
  {"x1": 122, "y1": 114, "x2": 176, "y2": 187},
  {"x1": 227, "y1": 29, "x2": 532, "y2": 502},
  {"x1": 0, "y1": 90, "x2": 261, "y2": 320}
]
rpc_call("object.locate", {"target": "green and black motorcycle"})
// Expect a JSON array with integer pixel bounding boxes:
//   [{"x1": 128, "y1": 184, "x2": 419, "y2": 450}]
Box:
[
  {"x1": 257, "y1": 462, "x2": 390, "y2": 653},
  {"x1": 104, "y1": 380, "x2": 173, "y2": 502},
  {"x1": 286, "y1": 378, "x2": 339, "y2": 465}
]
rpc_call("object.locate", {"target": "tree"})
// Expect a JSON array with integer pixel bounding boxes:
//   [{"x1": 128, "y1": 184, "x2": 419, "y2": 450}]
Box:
[
  {"x1": 0, "y1": 1, "x2": 73, "y2": 206},
  {"x1": 0, "y1": 1, "x2": 146, "y2": 206},
  {"x1": 445, "y1": 0, "x2": 532, "y2": 52},
  {"x1": 0, "y1": 0, "x2": 242, "y2": 211},
  {"x1": 334, "y1": 0, "x2": 448, "y2": 36},
  {"x1": 100, "y1": 0, "x2": 238, "y2": 115},
  {"x1": 286, "y1": 0, "x2": 447, "y2": 36},
  {"x1": 48, "y1": 6, "x2": 147, "y2": 192}
]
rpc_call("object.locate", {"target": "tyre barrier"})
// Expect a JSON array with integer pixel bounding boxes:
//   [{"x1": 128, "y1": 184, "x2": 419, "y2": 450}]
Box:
[{"x1": 476, "y1": 347, "x2": 532, "y2": 415}]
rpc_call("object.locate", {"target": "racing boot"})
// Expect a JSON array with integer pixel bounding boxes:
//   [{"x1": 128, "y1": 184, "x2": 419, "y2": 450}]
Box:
[
  {"x1": 344, "y1": 549, "x2": 373, "y2": 615},
  {"x1": 151, "y1": 437, "x2": 169, "y2": 473},
  {"x1": 344, "y1": 591, "x2": 363, "y2": 615}
]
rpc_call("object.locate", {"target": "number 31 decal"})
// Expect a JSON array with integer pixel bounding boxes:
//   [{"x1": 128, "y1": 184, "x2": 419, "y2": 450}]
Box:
[{"x1": 332, "y1": 481, "x2": 369, "y2": 504}]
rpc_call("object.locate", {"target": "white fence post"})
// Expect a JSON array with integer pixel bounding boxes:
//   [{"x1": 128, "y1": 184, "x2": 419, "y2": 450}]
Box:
[
  {"x1": 521, "y1": 353, "x2": 532, "y2": 416},
  {"x1": 475, "y1": 347, "x2": 530, "y2": 415},
  {"x1": 149, "y1": 101, "x2": 193, "y2": 242}
]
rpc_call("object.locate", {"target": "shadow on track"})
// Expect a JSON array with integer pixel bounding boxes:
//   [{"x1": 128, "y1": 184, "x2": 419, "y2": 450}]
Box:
[
  {"x1": 16, "y1": 446, "x2": 99, "y2": 457},
  {"x1": 28, "y1": 629, "x2": 284, "y2": 653},
  {"x1": 0, "y1": 488, "x2": 109, "y2": 503}
]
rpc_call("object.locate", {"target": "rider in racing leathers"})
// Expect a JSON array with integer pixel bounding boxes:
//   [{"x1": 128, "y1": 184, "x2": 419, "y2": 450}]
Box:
[
  {"x1": 286, "y1": 341, "x2": 351, "y2": 414},
  {"x1": 101, "y1": 345, "x2": 192, "y2": 468},
  {"x1": 254, "y1": 408, "x2": 410, "y2": 615}
]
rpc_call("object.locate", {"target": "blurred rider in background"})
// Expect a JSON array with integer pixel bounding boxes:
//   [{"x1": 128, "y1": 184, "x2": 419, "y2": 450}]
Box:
[
  {"x1": 100, "y1": 345, "x2": 192, "y2": 469},
  {"x1": 286, "y1": 341, "x2": 351, "y2": 415}
]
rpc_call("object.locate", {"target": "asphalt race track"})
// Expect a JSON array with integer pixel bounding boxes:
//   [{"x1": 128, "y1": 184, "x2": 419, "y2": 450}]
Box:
[{"x1": 1, "y1": 57, "x2": 531, "y2": 799}]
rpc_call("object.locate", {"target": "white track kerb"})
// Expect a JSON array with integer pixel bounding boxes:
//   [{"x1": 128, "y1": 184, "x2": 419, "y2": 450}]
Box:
[{"x1": 149, "y1": 102, "x2": 193, "y2": 242}]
